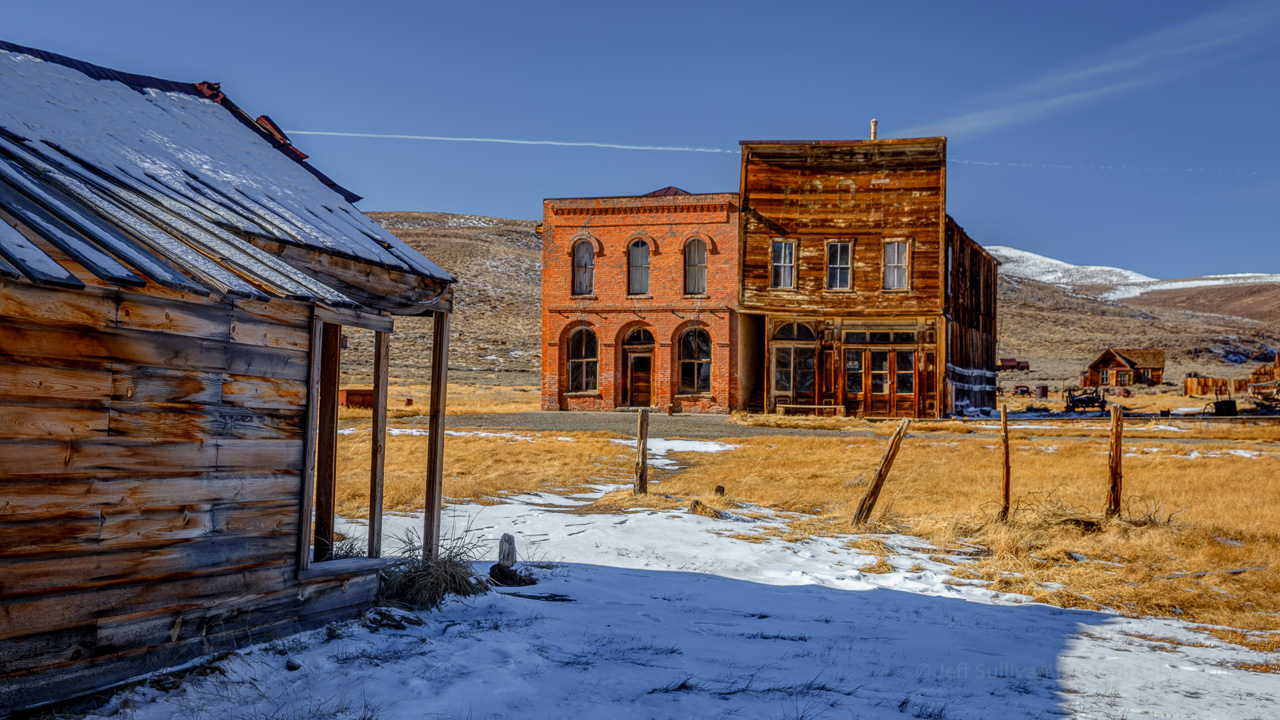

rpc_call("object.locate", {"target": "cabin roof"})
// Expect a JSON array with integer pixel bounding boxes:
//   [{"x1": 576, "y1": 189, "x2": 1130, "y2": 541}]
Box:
[
  {"x1": 640, "y1": 186, "x2": 691, "y2": 197},
  {"x1": 0, "y1": 40, "x2": 453, "y2": 310},
  {"x1": 1092, "y1": 348, "x2": 1166, "y2": 370}
]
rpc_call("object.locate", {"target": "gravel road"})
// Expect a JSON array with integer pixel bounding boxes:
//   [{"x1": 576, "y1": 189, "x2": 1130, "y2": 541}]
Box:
[{"x1": 442, "y1": 411, "x2": 876, "y2": 439}]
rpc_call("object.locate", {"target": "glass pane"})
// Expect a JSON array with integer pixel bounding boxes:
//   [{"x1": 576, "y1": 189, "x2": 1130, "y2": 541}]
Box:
[
  {"x1": 897, "y1": 370, "x2": 913, "y2": 395},
  {"x1": 583, "y1": 330, "x2": 596, "y2": 359},
  {"x1": 680, "y1": 362, "x2": 697, "y2": 394},
  {"x1": 774, "y1": 348, "x2": 792, "y2": 392},
  {"x1": 774, "y1": 323, "x2": 794, "y2": 340},
  {"x1": 626, "y1": 328, "x2": 653, "y2": 345},
  {"x1": 795, "y1": 324, "x2": 816, "y2": 341},
  {"x1": 892, "y1": 332, "x2": 916, "y2": 344},
  {"x1": 696, "y1": 330, "x2": 711, "y2": 359},
  {"x1": 796, "y1": 348, "x2": 815, "y2": 394},
  {"x1": 585, "y1": 360, "x2": 597, "y2": 391},
  {"x1": 845, "y1": 349, "x2": 863, "y2": 394},
  {"x1": 871, "y1": 351, "x2": 889, "y2": 372},
  {"x1": 697, "y1": 360, "x2": 711, "y2": 393},
  {"x1": 569, "y1": 361, "x2": 582, "y2": 391},
  {"x1": 844, "y1": 331, "x2": 867, "y2": 344},
  {"x1": 630, "y1": 242, "x2": 649, "y2": 294},
  {"x1": 871, "y1": 373, "x2": 886, "y2": 394},
  {"x1": 869, "y1": 332, "x2": 891, "y2": 344},
  {"x1": 896, "y1": 351, "x2": 914, "y2": 373}
]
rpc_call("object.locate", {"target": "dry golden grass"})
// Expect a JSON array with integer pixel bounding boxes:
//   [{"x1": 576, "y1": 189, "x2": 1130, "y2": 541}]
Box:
[
  {"x1": 617, "y1": 432, "x2": 1280, "y2": 637},
  {"x1": 335, "y1": 382, "x2": 539, "y2": 421},
  {"x1": 334, "y1": 428, "x2": 631, "y2": 518}
]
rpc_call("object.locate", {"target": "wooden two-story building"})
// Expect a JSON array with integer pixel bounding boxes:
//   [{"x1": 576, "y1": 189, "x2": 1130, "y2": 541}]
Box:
[
  {"x1": 541, "y1": 136, "x2": 997, "y2": 418},
  {"x1": 739, "y1": 138, "x2": 997, "y2": 417}
]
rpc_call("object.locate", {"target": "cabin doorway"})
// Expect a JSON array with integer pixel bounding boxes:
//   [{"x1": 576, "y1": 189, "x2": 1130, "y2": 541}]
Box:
[{"x1": 622, "y1": 327, "x2": 654, "y2": 407}]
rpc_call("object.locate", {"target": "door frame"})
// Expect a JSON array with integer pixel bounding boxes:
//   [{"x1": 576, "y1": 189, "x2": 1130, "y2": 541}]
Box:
[{"x1": 626, "y1": 351, "x2": 652, "y2": 407}]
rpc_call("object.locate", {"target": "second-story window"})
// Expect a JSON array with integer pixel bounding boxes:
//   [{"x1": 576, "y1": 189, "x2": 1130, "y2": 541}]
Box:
[
  {"x1": 883, "y1": 240, "x2": 909, "y2": 290},
  {"x1": 572, "y1": 241, "x2": 594, "y2": 295},
  {"x1": 628, "y1": 239, "x2": 650, "y2": 295},
  {"x1": 684, "y1": 237, "x2": 707, "y2": 295},
  {"x1": 771, "y1": 239, "x2": 795, "y2": 289},
  {"x1": 827, "y1": 241, "x2": 851, "y2": 290}
]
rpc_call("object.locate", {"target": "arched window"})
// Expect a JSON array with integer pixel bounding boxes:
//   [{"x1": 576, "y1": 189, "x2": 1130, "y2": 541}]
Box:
[
  {"x1": 679, "y1": 328, "x2": 712, "y2": 394},
  {"x1": 624, "y1": 328, "x2": 654, "y2": 346},
  {"x1": 628, "y1": 240, "x2": 650, "y2": 295},
  {"x1": 572, "y1": 241, "x2": 594, "y2": 296},
  {"x1": 567, "y1": 328, "x2": 598, "y2": 392},
  {"x1": 684, "y1": 237, "x2": 707, "y2": 295},
  {"x1": 773, "y1": 322, "x2": 816, "y2": 341}
]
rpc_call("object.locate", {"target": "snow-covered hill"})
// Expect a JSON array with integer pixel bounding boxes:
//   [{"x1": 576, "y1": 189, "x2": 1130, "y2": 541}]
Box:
[{"x1": 987, "y1": 245, "x2": 1280, "y2": 302}]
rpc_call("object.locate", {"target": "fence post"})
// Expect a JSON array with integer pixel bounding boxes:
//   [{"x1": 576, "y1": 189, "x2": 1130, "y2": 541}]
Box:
[
  {"x1": 998, "y1": 405, "x2": 1011, "y2": 522},
  {"x1": 633, "y1": 408, "x2": 649, "y2": 495},
  {"x1": 852, "y1": 418, "x2": 911, "y2": 525},
  {"x1": 1106, "y1": 405, "x2": 1123, "y2": 517}
]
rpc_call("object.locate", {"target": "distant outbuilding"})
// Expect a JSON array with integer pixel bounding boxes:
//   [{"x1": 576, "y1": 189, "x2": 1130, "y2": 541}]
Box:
[{"x1": 1081, "y1": 348, "x2": 1165, "y2": 387}]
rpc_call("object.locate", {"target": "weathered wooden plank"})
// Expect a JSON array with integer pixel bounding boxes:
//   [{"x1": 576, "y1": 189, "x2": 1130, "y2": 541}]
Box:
[
  {"x1": 0, "y1": 471, "x2": 298, "y2": 515},
  {"x1": 368, "y1": 330, "x2": 389, "y2": 558},
  {"x1": 0, "y1": 362, "x2": 113, "y2": 404},
  {"x1": 110, "y1": 366, "x2": 223, "y2": 406},
  {"x1": 0, "y1": 438, "x2": 214, "y2": 476},
  {"x1": 0, "y1": 319, "x2": 308, "y2": 381},
  {"x1": 0, "y1": 217, "x2": 84, "y2": 289},
  {"x1": 229, "y1": 317, "x2": 309, "y2": 351},
  {"x1": 0, "y1": 562, "x2": 292, "y2": 642},
  {"x1": 221, "y1": 374, "x2": 307, "y2": 410},
  {"x1": 221, "y1": 408, "x2": 304, "y2": 441},
  {"x1": 297, "y1": 316, "x2": 323, "y2": 573},
  {"x1": 0, "y1": 623, "x2": 96, "y2": 675},
  {"x1": 216, "y1": 438, "x2": 304, "y2": 472},
  {"x1": 0, "y1": 533, "x2": 296, "y2": 599},
  {"x1": 0, "y1": 279, "x2": 116, "y2": 328},
  {"x1": 0, "y1": 404, "x2": 109, "y2": 439},
  {"x1": 106, "y1": 408, "x2": 222, "y2": 442},
  {"x1": 232, "y1": 297, "x2": 312, "y2": 328},
  {"x1": 116, "y1": 293, "x2": 231, "y2": 340}
]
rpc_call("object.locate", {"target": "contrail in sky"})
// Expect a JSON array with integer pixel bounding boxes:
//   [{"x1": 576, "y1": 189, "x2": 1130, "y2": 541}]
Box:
[
  {"x1": 900, "y1": 0, "x2": 1280, "y2": 138},
  {"x1": 285, "y1": 130, "x2": 735, "y2": 154}
]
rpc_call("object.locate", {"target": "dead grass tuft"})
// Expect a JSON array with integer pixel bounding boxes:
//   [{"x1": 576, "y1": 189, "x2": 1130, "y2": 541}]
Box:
[{"x1": 861, "y1": 558, "x2": 895, "y2": 574}]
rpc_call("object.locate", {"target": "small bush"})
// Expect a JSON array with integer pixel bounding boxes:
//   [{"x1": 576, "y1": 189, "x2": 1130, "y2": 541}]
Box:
[{"x1": 380, "y1": 529, "x2": 489, "y2": 610}]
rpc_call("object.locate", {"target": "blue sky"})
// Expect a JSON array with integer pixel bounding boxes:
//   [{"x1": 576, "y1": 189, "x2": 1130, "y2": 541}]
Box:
[{"x1": 5, "y1": 1, "x2": 1278, "y2": 278}]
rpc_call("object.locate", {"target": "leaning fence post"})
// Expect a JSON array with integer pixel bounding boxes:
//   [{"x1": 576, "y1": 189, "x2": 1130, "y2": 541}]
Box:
[
  {"x1": 1106, "y1": 405, "x2": 1123, "y2": 517},
  {"x1": 633, "y1": 408, "x2": 650, "y2": 495},
  {"x1": 852, "y1": 418, "x2": 911, "y2": 525},
  {"x1": 998, "y1": 405, "x2": 1011, "y2": 522}
]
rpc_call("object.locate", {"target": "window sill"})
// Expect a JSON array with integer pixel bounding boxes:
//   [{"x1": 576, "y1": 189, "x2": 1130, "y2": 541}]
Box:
[
  {"x1": 823, "y1": 288, "x2": 855, "y2": 293},
  {"x1": 682, "y1": 294, "x2": 710, "y2": 300},
  {"x1": 564, "y1": 391, "x2": 601, "y2": 398},
  {"x1": 569, "y1": 294, "x2": 597, "y2": 300},
  {"x1": 298, "y1": 557, "x2": 388, "y2": 580},
  {"x1": 626, "y1": 294, "x2": 653, "y2": 300},
  {"x1": 674, "y1": 393, "x2": 714, "y2": 399},
  {"x1": 880, "y1": 288, "x2": 913, "y2": 294}
]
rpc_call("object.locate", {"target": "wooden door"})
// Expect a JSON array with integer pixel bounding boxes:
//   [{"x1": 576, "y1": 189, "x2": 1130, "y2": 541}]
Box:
[
  {"x1": 628, "y1": 354, "x2": 652, "y2": 407},
  {"x1": 869, "y1": 350, "x2": 893, "y2": 416}
]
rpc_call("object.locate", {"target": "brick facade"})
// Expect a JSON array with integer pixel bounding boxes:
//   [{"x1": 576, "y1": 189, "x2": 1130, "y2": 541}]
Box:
[{"x1": 541, "y1": 190, "x2": 741, "y2": 412}]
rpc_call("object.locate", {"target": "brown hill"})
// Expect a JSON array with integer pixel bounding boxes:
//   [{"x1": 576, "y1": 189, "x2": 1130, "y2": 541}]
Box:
[{"x1": 342, "y1": 211, "x2": 1278, "y2": 390}]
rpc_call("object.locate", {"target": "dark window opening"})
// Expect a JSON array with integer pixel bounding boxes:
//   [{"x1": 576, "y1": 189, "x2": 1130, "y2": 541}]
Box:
[
  {"x1": 568, "y1": 328, "x2": 598, "y2": 392},
  {"x1": 679, "y1": 328, "x2": 712, "y2": 394},
  {"x1": 572, "y1": 241, "x2": 594, "y2": 295},
  {"x1": 628, "y1": 240, "x2": 650, "y2": 295},
  {"x1": 684, "y1": 237, "x2": 707, "y2": 294}
]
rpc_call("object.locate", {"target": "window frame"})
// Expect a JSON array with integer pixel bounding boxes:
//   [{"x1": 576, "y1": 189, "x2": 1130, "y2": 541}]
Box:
[
  {"x1": 683, "y1": 237, "x2": 708, "y2": 295},
  {"x1": 566, "y1": 327, "x2": 599, "y2": 394},
  {"x1": 825, "y1": 240, "x2": 852, "y2": 291},
  {"x1": 882, "y1": 238, "x2": 911, "y2": 291},
  {"x1": 627, "y1": 239, "x2": 651, "y2": 296},
  {"x1": 770, "y1": 238, "x2": 796, "y2": 290},
  {"x1": 677, "y1": 328, "x2": 713, "y2": 395},
  {"x1": 571, "y1": 240, "x2": 594, "y2": 296}
]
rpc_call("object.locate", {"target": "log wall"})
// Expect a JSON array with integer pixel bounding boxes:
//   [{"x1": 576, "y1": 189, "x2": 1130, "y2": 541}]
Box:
[{"x1": 0, "y1": 276, "x2": 380, "y2": 713}]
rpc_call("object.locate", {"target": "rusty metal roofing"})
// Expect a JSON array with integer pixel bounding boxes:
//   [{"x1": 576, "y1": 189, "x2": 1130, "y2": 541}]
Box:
[{"x1": 0, "y1": 40, "x2": 454, "y2": 308}]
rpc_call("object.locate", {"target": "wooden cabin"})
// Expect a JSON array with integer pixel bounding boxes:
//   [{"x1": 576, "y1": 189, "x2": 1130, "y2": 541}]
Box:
[
  {"x1": 0, "y1": 42, "x2": 454, "y2": 713},
  {"x1": 1081, "y1": 349, "x2": 1165, "y2": 387},
  {"x1": 738, "y1": 137, "x2": 997, "y2": 417}
]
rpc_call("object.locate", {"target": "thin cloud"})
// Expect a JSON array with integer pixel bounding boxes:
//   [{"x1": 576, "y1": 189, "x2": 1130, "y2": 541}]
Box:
[
  {"x1": 900, "y1": 1, "x2": 1280, "y2": 138},
  {"x1": 285, "y1": 130, "x2": 735, "y2": 154}
]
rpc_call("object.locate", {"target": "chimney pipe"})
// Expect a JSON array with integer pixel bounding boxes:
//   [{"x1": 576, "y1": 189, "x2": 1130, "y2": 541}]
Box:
[{"x1": 870, "y1": 118, "x2": 878, "y2": 140}]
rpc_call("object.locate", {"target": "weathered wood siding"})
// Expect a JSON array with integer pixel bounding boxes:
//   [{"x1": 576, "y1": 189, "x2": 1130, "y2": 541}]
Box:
[
  {"x1": 0, "y1": 274, "x2": 377, "y2": 711},
  {"x1": 739, "y1": 139, "x2": 946, "y2": 316},
  {"x1": 942, "y1": 218, "x2": 998, "y2": 411}
]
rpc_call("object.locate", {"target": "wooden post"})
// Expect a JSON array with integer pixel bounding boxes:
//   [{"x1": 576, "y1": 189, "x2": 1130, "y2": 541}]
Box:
[
  {"x1": 633, "y1": 408, "x2": 650, "y2": 495},
  {"x1": 998, "y1": 405, "x2": 1011, "y2": 522},
  {"x1": 297, "y1": 316, "x2": 325, "y2": 573},
  {"x1": 367, "y1": 330, "x2": 390, "y2": 559},
  {"x1": 497, "y1": 533, "x2": 516, "y2": 568},
  {"x1": 852, "y1": 418, "x2": 911, "y2": 525},
  {"x1": 313, "y1": 322, "x2": 342, "y2": 563},
  {"x1": 1106, "y1": 405, "x2": 1123, "y2": 518},
  {"x1": 423, "y1": 312, "x2": 451, "y2": 560}
]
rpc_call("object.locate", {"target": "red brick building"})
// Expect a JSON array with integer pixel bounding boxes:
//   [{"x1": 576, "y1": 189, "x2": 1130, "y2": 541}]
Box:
[{"x1": 540, "y1": 188, "x2": 741, "y2": 412}]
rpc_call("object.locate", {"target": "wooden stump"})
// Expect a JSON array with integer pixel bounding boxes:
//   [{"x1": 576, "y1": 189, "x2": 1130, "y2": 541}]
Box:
[
  {"x1": 498, "y1": 533, "x2": 516, "y2": 568},
  {"x1": 852, "y1": 418, "x2": 911, "y2": 525},
  {"x1": 633, "y1": 409, "x2": 650, "y2": 495}
]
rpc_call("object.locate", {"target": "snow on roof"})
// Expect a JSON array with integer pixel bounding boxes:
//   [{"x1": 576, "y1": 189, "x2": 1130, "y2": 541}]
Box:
[{"x1": 0, "y1": 40, "x2": 453, "y2": 307}]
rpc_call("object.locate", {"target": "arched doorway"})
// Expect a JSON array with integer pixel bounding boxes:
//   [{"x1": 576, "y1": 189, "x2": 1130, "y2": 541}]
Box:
[{"x1": 622, "y1": 327, "x2": 654, "y2": 407}]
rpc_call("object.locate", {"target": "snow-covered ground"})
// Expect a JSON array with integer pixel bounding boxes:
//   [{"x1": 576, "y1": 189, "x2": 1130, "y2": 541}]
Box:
[{"x1": 84, "y1": 441, "x2": 1278, "y2": 720}]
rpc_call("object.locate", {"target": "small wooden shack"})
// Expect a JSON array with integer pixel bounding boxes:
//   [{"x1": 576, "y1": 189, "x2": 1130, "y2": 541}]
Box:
[
  {"x1": 1081, "y1": 348, "x2": 1165, "y2": 387},
  {"x1": 0, "y1": 42, "x2": 454, "y2": 712}
]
